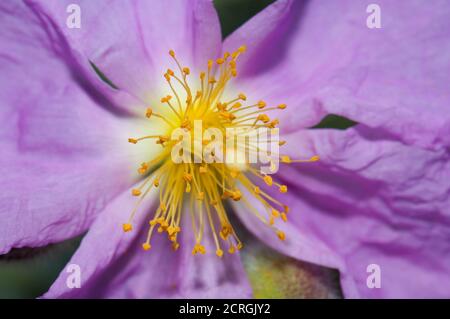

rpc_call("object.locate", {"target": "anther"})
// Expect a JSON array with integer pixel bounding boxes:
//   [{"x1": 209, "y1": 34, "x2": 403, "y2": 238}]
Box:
[
  {"x1": 123, "y1": 223, "x2": 133, "y2": 232},
  {"x1": 145, "y1": 108, "x2": 153, "y2": 118},
  {"x1": 257, "y1": 100, "x2": 266, "y2": 109},
  {"x1": 277, "y1": 231, "x2": 286, "y2": 241},
  {"x1": 131, "y1": 189, "x2": 141, "y2": 196},
  {"x1": 263, "y1": 175, "x2": 273, "y2": 186},
  {"x1": 279, "y1": 185, "x2": 288, "y2": 193}
]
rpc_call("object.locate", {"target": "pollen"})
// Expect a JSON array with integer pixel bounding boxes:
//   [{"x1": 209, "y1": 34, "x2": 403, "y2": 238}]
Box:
[{"x1": 123, "y1": 46, "x2": 319, "y2": 257}]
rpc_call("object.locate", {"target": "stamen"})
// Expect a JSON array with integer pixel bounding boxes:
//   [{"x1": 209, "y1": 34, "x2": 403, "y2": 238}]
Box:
[{"x1": 124, "y1": 46, "x2": 319, "y2": 256}]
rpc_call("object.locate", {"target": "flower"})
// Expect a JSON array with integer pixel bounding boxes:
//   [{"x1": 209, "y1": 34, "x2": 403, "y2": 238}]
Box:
[{"x1": 1, "y1": 0, "x2": 450, "y2": 298}]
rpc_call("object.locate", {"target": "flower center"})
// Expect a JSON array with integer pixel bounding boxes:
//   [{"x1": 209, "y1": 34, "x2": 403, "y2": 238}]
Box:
[{"x1": 124, "y1": 46, "x2": 319, "y2": 257}]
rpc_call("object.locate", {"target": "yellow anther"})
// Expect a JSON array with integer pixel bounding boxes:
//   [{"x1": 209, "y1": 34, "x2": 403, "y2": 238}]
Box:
[
  {"x1": 254, "y1": 186, "x2": 261, "y2": 194},
  {"x1": 269, "y1": 216, "x2": 275, "y2": 225},
  {"x1": 229, "y1": 60, "x2": 236, "y2": 68},
  {"x1": 200, "y1": 72, "x2": 206, "y2": 79},
  {"x1": 216, "y1": 102, "x2": 226, "y2": 111},
  {"x1": 149, "y1": 219, "x2": 157, "y2": 226},
  {"x1": 128, "y1": 138, "x2": 138, "y2": 144},
  {"x1": 310, "y1": 155, "x2": 320, "y2": 161},
  {"x1": 272, "y1": 209, "x2": 280, "y2": 218},
  {"x1": 277, "y1": 231, "x2": 286, "y2": 241},
  {"x1": 281, "y1": 155, "x2": 291, "y2": 163},
  {"x1": 216, "y1": 58, "x2": 225, "y2": 65},
  {"x1": 237, "y1": 242, "x2": 243, "y2": 250},
  {"x1": 266, "y1": 119, "x2": 279, "y2": 128},
  {"x1": 172, "y1": 242, "x2": 180, "y2": 251},
  {"x1": 142, "y1": 243, "x2": 151, "y2": 251},
  {"x1": 279, "y1": 140, "x2": 287, "y2": 146},
  {"x1": 169, "y1": 49, "x2": 175, "y2": 57},
  {"x1": 160, "y1": 202, "x2": 167, "y2": 211},
  {"x1": 138, "y1": 163, "x2": 148, "y2": 175},
  {"x1": 219, "y1": 112, "x2": 236, "y2": 121},
  {"x1": 257, "y1": 100, "x2": 266, "y2": 109},
  {"x1": 220, "y1": 225, "x2": 232, "y2": 239},
  {"x1": 238, "y1": 93, "x2": 247, "y2": 101},
  {"x1": 283, "y1": 205, "x2": 290, "y2": 214},
  {"x1": 208, "y1": 77, "x2": 217, "y2": 84},
  {"x1": 207, "y1": 59, "x2": 213, "y2": 69},
  {"x1": 122, "y1": 223, "x2": 132, "y2": 232},
  {"x1": 231, "y1": 102, "x2": 242, "y2": 109},
  {"x1": 231, "y1": 190, "x2": 242, "y2": 201},
  {"x1": 281, "y1": 213, "x2": 288, "y2": 222},
  {"x1": 238, "y1": 45, "x2": 247, "y2": 53},
  {"x1": 145, "y1": 108, "x2": 153, "y2": 118},
  {"x1": 199, "y1": 166, "x2": 208, "y2": 174},
  {"x1": 231, "y1": 69, "x2": 237, "y2": 77},
  {"x1": 167, "y1": 69, "x2": 174, "y2": 76},
  {"x1": 166, "y1": 226, "x2": 175, "y2": 236},
  {"x1": 197, "y1": 192, "x2": 205, "y2": 201},
  {"x1": 182, "y1": 67, "x2": 190, "y2": 75},
  {"x1": 257, "y1": 114, "x2": 270, "y2": 123},
  {"x1": 156, "y1": 136, "x2": 169, "y2": 145},
  {"x1": 216, "y1": 249, "x2": 224, "y2": 257},
  {"x1": 277, "y1": 104, "x2": 287, "y2": 109},
  {"x1": 183, "y1": 173, "x2": 193, "y2": 182},
  {"x1": 192, "y1": 243, "x2": 206, "y2": 255},
  {"x1": 153, "y1": 179, "x2": 160, "y2": 187},
  {"x1": 164, "y1": 73, "x2": 170, "y2": 81},
  {"x1": 279, "y1": 185, "x2": 288, "y2": 193},
  {"x1": 131, "y1": 189, "x2": 141, "y2": 196},
  {"x1": 181, "y1": 119, "x2": 191, "y2": 130},
  {"x1": 228, "y1": 246, "x2": 236, "y2": 254},
  {"x1": 263, "y1": 175, "x2": 273, "y2": 186}
]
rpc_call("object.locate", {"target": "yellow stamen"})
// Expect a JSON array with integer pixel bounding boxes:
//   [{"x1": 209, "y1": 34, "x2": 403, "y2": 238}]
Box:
[{"x1": 123, "y1": 47, "x2": 318, "y2": 256}]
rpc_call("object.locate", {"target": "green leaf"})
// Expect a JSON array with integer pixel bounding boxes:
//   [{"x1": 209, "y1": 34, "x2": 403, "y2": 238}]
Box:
[
  {"x1": 310, "y1": 114, "x2": 358, "y2": 130},
  {"x1": 214, "y1": 0, "x2": 275, "y2": 38}
]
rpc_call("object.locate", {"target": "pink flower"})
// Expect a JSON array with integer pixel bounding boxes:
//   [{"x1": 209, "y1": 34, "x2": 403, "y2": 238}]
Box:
[{"x1": 1, "y1": 0, "x2": 450, "y2": 298}]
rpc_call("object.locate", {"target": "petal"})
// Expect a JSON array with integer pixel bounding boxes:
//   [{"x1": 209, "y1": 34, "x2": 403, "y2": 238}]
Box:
[
  {"x1": 44, "y1": 187, "x2": 252, "y2": 298},
  {"x1": 0, "y1": 2, "x2": 143, "y2": 254},
  {"x1": 232, "y1": 187, "x2": 359, "y2": 298},
  {"x1": 253, "y1": 127, "x2": 450, "y2": 297},
  {"x1": 225, "y1": 0, "x2": 450, "y2": 148},
  {"x1": 28, "y1": 0, "x2": 222, "y2": 104}
]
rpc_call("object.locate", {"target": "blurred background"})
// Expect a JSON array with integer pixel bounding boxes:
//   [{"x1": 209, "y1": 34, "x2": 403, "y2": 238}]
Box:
[{"x1": 0, "y1": 0, "x2": 347, "y2": 299}]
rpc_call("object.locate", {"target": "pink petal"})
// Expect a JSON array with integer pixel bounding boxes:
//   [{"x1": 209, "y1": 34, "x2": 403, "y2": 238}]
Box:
[
  {"x1": 0, "y1": 2, "x2": 138, "y2": 253},
  {"x1": 225, "y1": 0, "x2": 450, "y2": 148},
  {"x1": 244, "y1": 127, "x2": 450, "y2": 297},
  {"x1": 28, "y1": 0, "x2": 222, "y2": 105},
  {"x1": 44, "y1": 188, "x2": 252, "y2": 298}
]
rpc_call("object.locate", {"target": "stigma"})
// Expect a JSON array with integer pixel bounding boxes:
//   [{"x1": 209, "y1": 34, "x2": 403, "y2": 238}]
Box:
[{"x1": 124, "y1": 46, "x2": 319, "y2": 257}]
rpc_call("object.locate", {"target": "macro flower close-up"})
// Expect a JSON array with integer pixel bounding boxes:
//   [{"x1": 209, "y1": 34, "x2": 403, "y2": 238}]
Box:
[{"x1": 1, "y1": 0, "x2": 450, "y2": 301}]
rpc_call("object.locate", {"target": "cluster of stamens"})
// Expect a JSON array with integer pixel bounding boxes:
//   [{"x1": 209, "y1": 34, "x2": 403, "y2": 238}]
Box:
[{"x1": 124, "y1": 46, "x2": 319, "y2": 257}]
